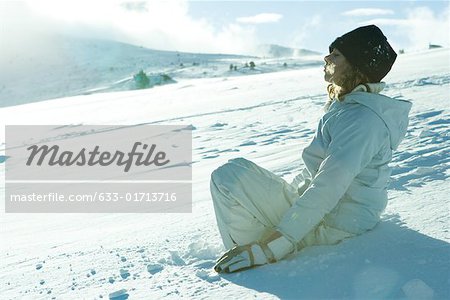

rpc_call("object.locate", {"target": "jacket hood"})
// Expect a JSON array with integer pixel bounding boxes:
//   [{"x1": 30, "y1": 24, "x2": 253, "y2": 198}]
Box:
[{"x1": 343, "y1": 83, "x2": 412, "y2": 150}]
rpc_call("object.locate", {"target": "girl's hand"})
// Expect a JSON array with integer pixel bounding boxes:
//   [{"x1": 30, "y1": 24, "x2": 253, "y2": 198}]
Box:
[
  {"x1": 214, "y1": 229, "x2": 294, "y2": 273},
  {"x1": 214, "y1": 242, "x2": 270, "y2": 273}
]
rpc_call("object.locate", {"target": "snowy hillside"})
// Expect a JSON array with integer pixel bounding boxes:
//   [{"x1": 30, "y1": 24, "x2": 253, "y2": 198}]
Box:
[
  {"x1": 257, "y1": 44, "x2": 321, "y2": 58},
  {"x1": 0, "y1": 36, "x2": 322, "y2": 108},
  {"x1": 0, "y1": 47, "x2": 449, "y2": 299}
]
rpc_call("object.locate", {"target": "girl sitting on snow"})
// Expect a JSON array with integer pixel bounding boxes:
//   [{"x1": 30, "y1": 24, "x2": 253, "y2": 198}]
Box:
[{"x1": 210, "y1": 25, "x2": 412, "y2": 273}]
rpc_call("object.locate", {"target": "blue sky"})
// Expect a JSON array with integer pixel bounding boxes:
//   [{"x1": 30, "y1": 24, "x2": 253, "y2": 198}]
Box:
[
  {"x1": 188, "y1": 1, "x2": 450, "y2": 52},
  {"x1": 2, "y1": 1, "x2": 449, "y2": 55}
]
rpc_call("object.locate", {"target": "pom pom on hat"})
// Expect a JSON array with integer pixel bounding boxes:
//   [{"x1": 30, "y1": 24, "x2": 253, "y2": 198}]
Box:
[{"x1": 329, "y1": 25, "x2": 397, "y2": 82}]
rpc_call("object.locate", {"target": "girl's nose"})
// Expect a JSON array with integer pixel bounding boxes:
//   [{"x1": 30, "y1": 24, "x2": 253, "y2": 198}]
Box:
[{"x1": 324, "y1": 54, "x2": 331, "y2": 63}]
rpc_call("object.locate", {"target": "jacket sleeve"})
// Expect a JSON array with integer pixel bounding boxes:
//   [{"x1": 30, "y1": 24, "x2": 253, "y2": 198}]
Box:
[{"x1": 276, "y1": 106, "x2": 388, "y2": 242}]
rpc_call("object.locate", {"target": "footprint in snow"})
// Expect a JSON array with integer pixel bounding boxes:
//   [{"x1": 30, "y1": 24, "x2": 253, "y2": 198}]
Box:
[
  {"x1": 390, "y1": 110, "x2": 450, "y2": 190},
  {"x1": 109, "y1": 289, "x2": 129, "y2": 300},
  {"x1": 413, "y1": 110, "x2": 443, "y2": 120},
  {"x1": 203, "y1": 154, "x2": 219, "y2": 159},
  {"x1": 211, "y1": 122, "x2": 228, "y2": 128},
  {"x1": 239, "y1": 140, "x2": 256, "y2": 146},
  {"x1": 196, "y1": 269, "x2": 220, "y2": 282},
  {"x1": 119, "y1": 269, "x2": 130, "y2": 279},
  {"x1": 169, "y1": 251, "x2": 186, "y2": 266},
  {"x1": 217, "y1": 148, "x2": 239, "y2": 153},
  {"x1": 147, "y1": 263, "x2": 164, "y2": 275}
]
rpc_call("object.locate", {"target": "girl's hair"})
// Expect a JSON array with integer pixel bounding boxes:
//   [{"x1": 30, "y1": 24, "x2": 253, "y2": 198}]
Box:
[{"x1": 326, "y1": 64, "x2": 371, "y2": 108}]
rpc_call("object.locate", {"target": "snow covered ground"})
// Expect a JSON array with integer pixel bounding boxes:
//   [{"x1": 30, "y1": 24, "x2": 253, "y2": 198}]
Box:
[{"x1": 0, "y1": 47, "x2": 449, "y2": 299}]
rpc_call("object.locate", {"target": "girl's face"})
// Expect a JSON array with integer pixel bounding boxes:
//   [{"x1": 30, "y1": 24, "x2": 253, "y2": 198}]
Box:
[{"x1": 324, "y1": 48, "x2": 352, "y2": 85}]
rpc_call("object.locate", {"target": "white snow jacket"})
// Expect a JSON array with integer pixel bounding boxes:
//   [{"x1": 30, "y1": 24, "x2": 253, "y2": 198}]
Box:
[{"x1": 277, "y1": 83, "x2": 412, "y2": 242}]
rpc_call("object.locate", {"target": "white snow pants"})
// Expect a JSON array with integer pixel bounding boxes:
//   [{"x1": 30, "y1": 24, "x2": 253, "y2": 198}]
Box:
[{"x1": 210, "y1": 157, "x2": 354, "y2": 250}]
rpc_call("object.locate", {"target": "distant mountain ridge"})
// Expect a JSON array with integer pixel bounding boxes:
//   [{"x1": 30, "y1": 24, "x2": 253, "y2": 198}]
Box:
[
  {"x1": 257, "y1": 44, "x2": 321, "y2": 58},
  {"x1": 0, "y1": 35, "x2": 323, "y2": 107},
  {"x1": 0, "y1": 35, "x2": 251, "y2": 107}
]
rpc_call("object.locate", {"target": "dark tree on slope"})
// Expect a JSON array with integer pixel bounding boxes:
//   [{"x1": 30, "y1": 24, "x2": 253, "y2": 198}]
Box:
[{"x1": 133, "y1": 70, "x2": 150, "y2": 89}]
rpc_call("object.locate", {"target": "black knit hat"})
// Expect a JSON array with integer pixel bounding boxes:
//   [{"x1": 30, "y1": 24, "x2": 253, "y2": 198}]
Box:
[{"x1": 329, "y1": 25, "x2": 397, "y2": 82}]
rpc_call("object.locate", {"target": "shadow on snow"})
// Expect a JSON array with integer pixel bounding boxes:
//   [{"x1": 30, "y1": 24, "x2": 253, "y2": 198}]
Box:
[{"x1": 220, "y1": 215, "x2": 449, "y2": 299}]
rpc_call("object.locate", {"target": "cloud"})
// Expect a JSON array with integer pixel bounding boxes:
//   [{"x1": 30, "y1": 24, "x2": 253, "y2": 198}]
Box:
[
  {"x1": 4, "y1": 0, "x2": 260, "y2": 55},
  {"x1": 291, "y1": 15, "x2": 322, "y2": 49},
  {"x1": 236, "y1": 13, "x2": 283, "y2": 24},
  {"x1": 360, "y1": 5, "x2": 450, "y2": 50},
  {"x1": 342, "y1": 8, "x2": 394, "y2": 17}
]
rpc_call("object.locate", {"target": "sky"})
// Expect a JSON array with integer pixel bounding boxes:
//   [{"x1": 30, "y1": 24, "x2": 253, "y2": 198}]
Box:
[{"x1": 1, "y1": 0, "x2": 449, "y2": 55}]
